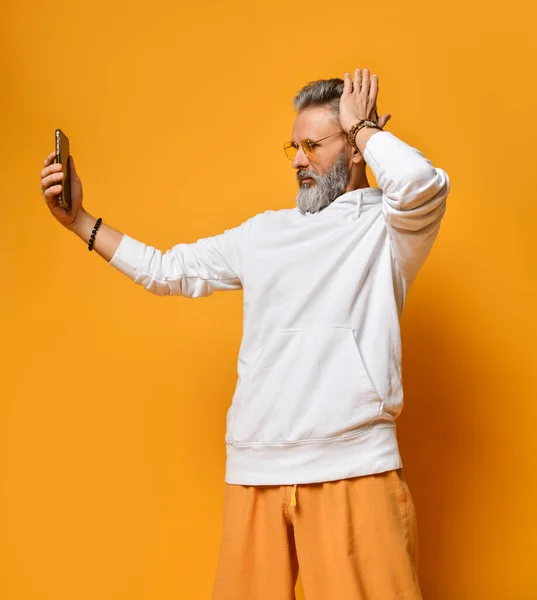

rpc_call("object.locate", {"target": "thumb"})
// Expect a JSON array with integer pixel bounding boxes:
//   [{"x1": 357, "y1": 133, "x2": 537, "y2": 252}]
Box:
[
  {"x1": 69, "y1": 155, "x2": 78, "y2": 179},
  {"x1": 377, "y1": 113, "x2": 392, "y2": 129}
]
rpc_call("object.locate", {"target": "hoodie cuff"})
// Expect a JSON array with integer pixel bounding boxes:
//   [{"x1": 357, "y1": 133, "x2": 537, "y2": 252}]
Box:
[{"x1": 109, "y1": 234, "x2": 147, "y2": 280}]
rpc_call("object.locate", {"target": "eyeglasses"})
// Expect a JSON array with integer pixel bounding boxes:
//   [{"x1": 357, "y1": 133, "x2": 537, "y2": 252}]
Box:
[{"x1": 283, "y1": 130, "x2": 345, "y2": 160}]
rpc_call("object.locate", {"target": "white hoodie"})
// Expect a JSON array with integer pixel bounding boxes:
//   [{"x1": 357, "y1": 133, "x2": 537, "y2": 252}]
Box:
[{"x1": 109, "y1": 131, "x2": 450, "y2": 485}]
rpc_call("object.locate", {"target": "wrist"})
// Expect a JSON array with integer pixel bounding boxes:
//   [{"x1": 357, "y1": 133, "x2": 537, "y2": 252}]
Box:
[
  {"x1": 345, "y1": 117, "x2": 375, "y2": 131},
  {"x1": 353, "y1": 122, "x2": 382, "y2": 140},
  {"x1": 67, "y1": 208, "x2": 94, "y2": 238},
  {"x1": 351, "y1": 122, "x2": 383, "y2": 154}
]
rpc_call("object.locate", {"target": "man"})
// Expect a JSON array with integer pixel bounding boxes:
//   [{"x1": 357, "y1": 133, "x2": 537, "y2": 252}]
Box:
[{"x1": 40, "y1": 68, "x2": 449, "y2": 599}]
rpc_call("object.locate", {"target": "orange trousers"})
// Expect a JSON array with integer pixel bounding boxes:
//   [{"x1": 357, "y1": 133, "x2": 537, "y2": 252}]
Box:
[{"x1": 212, "y1": 468, "x2": 422, "y2": 600}]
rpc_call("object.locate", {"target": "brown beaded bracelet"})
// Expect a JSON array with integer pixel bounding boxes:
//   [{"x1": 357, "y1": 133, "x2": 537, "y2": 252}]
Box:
[
  {"x1": 348, "y1": 119, "x2": 383, "y2": 152},
  {"x1": 88, "y1": 217, "x2": 103, "y2": 251}
]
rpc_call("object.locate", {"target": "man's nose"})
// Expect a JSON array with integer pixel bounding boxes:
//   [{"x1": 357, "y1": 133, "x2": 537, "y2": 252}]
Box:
[{"x1": 291, "y1": 145, "x2": 310, "y2": 170}]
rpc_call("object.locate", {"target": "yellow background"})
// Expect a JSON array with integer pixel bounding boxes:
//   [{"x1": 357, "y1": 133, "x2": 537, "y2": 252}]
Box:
[{"x1": 2, "y1": 0, "x2": 537, "y2": 598}]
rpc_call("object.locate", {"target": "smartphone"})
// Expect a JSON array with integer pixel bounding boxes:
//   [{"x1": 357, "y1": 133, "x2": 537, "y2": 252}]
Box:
[{"x1": 55, "y1": 129, "x2": 72, "y2": 210}]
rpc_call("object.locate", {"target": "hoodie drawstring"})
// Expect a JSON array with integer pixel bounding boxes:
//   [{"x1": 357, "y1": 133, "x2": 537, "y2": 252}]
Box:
[
  {"x1": 355, "y1": 193, "x2": 362, "y2": 220},
  {"x1": 289, "y1": 484, "x2": 297, "y2": 508}
]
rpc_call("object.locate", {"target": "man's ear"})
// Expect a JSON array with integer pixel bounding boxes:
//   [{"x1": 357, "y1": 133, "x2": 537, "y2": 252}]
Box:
[{"x1": 351, "y1": 147, "x2": 363, "y2": 165}]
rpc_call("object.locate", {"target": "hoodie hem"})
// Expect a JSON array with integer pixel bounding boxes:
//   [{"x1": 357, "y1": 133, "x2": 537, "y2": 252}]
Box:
[{"x1": 224, "y1": 422, "x2": 402, "y2": 485}]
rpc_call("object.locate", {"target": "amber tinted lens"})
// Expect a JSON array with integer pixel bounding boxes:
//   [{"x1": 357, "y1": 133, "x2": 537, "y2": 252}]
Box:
[
  {"x1": 284, "y1": 143, "x2": 297, "y2": 160},
  {"x1": 301, "y1": 140, "x2": 314, "y2": 157}
]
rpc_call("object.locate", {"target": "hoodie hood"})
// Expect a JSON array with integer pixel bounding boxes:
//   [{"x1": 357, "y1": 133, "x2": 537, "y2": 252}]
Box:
[
  {"x1": 334, "y1": 186, "x2": 383, "y2": 219},
  {"x1": 296, "y1": 186, "x2": 383, "y2": 220}
]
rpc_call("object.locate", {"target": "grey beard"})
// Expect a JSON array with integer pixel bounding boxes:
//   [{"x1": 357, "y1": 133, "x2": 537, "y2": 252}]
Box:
[{"x1": 296, "y1": 151, "x2": 350, "y2": 215}]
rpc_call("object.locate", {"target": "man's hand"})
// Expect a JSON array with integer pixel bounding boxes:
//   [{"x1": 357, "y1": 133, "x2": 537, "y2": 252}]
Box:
[
  {"x1": 40, "y1": 151, "x2": 86, "y2": 230},
  {"x1": 339, "y1": 68, "x2": 392, "y2": 133}
]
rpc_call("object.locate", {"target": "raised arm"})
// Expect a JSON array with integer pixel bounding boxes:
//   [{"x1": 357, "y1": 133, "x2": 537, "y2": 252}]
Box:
[
  {"x1": 361, "y1": 131, "x2": 450, "y2": 285},
  {"x1": 339, "y1": 69, "x2": 450, "y2": 287}
]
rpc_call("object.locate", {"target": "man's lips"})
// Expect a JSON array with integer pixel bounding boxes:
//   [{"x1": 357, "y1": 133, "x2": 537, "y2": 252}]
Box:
[{"x1": 300, "y1": 177, "x2": 314, "y2": 182}]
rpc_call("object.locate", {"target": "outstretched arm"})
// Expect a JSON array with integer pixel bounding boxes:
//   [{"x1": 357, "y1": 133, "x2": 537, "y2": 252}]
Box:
[
  {"x1": 40, "y1": 151, "x2": 245, "y2": 298},
  {"x1": 68, "y1": 210, "x2": 244, "y2": 297}
]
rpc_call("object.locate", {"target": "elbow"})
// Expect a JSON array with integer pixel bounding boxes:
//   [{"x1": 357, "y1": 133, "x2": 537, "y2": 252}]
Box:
[
  {"x1": 133, "y1": 246, "x2": 187, "y2": 296},
  {"x1": 389, "y1": 167, "x2": 450, "y2": 211},
  {"x1": 134, "y1": 270, "x2": 182, "y2": 296},
  {"x1": 134, "y1": 269, "x2": 216, "y2": 298}
]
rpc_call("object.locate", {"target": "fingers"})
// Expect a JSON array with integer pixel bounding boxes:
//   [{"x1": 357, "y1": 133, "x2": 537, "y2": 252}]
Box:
[
  {"x1": 350, "y1": 68, "x2": 378, "y2": 95},
  {"x1": 353, "y1": 68, "x2": 362, "y2": 92},
  {"x1": 40, "y1": 150, "x2": 71, "y2": 210},
  {"x1": 41, "y1": 169, "x2": 63, "y2": 190},
  {"x1": 41, "y1": 149, "x2": 61, "y2": 183},
  {"x1": 43, "y1": 182, "x2": 62, "y2": 203},
  {"x1": 343, "y1": 72, "x2": 352, "y2": 94},
  {"x1": 44, "y1": 150, "x2": 56, "y2": 167},
  {"x1": 40, "y1": 162, "x2": 62, "y2": 180},
  {"x1": 370, "y1": 72, "x2": 378, "y2": 98},
  {"x1": 40, "y1": 165, "x2": 63, "y2": 202},
  {"x1": 359, "y1": 68, "x2": 370, "y2": 94}
]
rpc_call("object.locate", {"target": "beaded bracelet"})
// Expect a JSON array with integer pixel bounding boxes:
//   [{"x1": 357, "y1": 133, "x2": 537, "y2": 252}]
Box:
[
  {"x1": 88, "y1": 217, "x2": 103, "y2": 251},
  {"x1": 348, "y1": 119, "x2": 383, "y2": 152}
]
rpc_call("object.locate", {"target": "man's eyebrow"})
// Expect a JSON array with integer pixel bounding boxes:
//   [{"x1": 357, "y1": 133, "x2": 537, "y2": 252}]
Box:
[{"x1": 290, "y1": 135, "x2": 320, "y2": 143}]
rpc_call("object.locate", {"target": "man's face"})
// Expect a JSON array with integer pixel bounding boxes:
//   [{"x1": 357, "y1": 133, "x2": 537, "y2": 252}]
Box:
[{"x1": 291, "y1": 106, "x2": 352, "y2": 214}]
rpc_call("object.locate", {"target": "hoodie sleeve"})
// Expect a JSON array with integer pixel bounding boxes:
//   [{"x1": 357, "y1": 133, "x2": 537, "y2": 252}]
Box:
[
  {"x1": 108, "y1": 220, "x2": 248, "y2": 297},
  {"x1": 363, "y1": 131, "x2": 450, "y2": 285}
]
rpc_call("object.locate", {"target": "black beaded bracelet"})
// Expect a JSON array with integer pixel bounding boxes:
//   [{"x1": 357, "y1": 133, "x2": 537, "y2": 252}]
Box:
[{"x1": 88, "y1": 217, "x2": 103, "y2": 251}]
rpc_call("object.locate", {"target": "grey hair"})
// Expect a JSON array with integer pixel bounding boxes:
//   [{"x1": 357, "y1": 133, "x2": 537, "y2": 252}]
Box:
[{"x1": 293, "y1": 77, "x2": 378, "y2": 123}]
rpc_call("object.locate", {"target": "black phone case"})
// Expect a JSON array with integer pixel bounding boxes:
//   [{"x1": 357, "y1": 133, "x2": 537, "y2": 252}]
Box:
[{"x1": 55, "y1": 129, "x2": 72, "y2": 210}]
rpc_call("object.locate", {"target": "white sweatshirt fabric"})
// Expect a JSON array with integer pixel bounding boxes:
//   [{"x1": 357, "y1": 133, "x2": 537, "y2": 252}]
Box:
[{"x1": 109, "y1": 131, "x2": 450, "y2": 486}]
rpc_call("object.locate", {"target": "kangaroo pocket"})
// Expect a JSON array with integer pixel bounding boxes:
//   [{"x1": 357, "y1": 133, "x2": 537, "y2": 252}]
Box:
[{"x1": 228, "y1": 326, "x2": 383, "y2": 444}]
